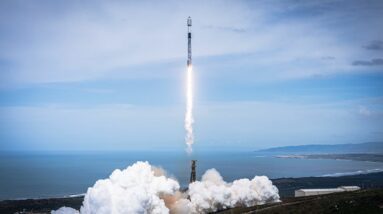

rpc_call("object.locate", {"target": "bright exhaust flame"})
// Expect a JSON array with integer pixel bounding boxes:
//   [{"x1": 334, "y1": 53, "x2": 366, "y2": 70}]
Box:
[{"x1": 185, "y1": 65, "x2": 194, "y2": 153}]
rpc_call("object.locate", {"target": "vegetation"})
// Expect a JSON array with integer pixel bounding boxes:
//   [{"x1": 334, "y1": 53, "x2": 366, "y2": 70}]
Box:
[
  {"x1": 2, "y1": 172, "x2": 383, "y2": 213},
  {"x1": 218, "y1": 189, "x2": 383, "y2": 214}
]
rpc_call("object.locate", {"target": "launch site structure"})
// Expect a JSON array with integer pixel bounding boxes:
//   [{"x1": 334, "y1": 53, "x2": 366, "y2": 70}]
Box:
[
  {"x1": 190, "y1": 160, "x2": 196, "y2": 183},
  {"x1": 187, "y1": 16, "x2": 192, "y2": 67}
]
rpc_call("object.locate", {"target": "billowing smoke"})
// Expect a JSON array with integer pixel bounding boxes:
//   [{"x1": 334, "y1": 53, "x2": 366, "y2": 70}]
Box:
[
  {"x1": 52, "y1": 207, "x2": 79, "y2": 214},
  {"x1": 80, "y1": 161, "x2": 179, "y2": 214},
  {"x1": 52, "y1": 161, "x2": 279, "y2": 214},
  {"x1": 185, "y1": 65, "x2": 194, "y2": 154},
  {"x1": 188, "y1": 169, "x2": 280, "y2": 213}
]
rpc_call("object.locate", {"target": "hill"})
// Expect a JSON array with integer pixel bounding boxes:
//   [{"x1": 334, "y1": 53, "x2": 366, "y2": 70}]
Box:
[{"x1": 255, "y1": 142, "x2": 383, "y2": 154}]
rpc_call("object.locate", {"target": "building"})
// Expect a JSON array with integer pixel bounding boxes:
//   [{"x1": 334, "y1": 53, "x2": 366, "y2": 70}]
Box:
[{"x1": 295, "y1": 186, "x2": 361, "y2": 197}]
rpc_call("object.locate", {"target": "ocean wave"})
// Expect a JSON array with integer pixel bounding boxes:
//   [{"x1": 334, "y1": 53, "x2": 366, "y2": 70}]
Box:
[{"x1": 321, "y1": 168, "x2": 383, "y2": 177}]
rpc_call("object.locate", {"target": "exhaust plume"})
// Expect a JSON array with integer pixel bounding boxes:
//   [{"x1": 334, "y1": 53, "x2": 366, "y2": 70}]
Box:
[
  {"x1": 185, "y1": 65, "x2": 194, "y2": 154},
  {"x1": 53, "y1": 162, "x2": 280, "y2": 214},
  {"x1": 188, "y1": 169, "x2": 280, "y2": 213}
]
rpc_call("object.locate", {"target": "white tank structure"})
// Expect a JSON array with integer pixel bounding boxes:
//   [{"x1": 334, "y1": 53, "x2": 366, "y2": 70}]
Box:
[{"x1": 295, "y1": 186, "x2": 361, "y2": 197}]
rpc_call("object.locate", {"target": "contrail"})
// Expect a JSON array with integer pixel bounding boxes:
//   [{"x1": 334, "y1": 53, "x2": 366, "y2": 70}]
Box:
[{"x1": 185, "y1": 17, "x2": 194, "y2": 153}]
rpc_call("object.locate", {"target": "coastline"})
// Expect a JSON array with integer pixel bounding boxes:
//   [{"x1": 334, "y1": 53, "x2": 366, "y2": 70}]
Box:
[
  {"x1": 1, "y1": 172, "x2": 383, "y2": 213},
  {"x1": 3, "y1": 170, "x2": 383, "y2": 201},
  {"x1": 274, "y1": 153, "x2": 383, "y2": 163}
]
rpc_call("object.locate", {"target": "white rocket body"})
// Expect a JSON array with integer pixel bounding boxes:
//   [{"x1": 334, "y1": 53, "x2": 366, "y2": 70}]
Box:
[{"x1": 187, "y1": 17, "x2": 192, "y2": 66}]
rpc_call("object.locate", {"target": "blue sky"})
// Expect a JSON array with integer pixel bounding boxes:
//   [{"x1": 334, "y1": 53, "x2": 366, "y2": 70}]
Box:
[{"x1": 0, "y1": 0, "x2": 382, "y2": 151}]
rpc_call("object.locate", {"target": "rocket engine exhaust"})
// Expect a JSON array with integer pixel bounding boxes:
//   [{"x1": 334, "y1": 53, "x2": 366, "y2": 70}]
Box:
[
  {"x1": 53, "y1": 161, "x2": 280, "y2": 214},
  {"x1": 185, "y1": 16, "x2": 194, "y2": 154}
]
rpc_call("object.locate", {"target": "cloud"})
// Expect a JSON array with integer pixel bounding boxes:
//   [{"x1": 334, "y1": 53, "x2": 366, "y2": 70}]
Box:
[
  {"x1": 321, "y1": 56, "x2": 335, "y2": 60},
  {"x1": 352, "y1": 58, "x2": 383, "y2": 66},
  {"x1": 82, "y1": 88, "x2": 115, "y2": 94},
  {"x1": 364, "y1": 40, "x2": 383, "y2": 51},
  {"x1": 1, "y1": 0, "x2": 383, "y2": 85},
  {"x1": 358, "y1": 106, "x2": 371, "y2": 116},
  {"x1": 202, "y1": 25, "x2": 247, "y2": 33},
  {"x1": 2, "y1": 98, "x2": 383, "y2": 151},
  {"x1": 0, "y1": 104, "x2": 185, "y2": 151}
]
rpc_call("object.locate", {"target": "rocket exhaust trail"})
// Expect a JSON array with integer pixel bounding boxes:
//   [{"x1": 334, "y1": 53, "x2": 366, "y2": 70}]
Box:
[
  {"x1": 185, "y1": 65, "x2": 193, "y2": 153},
  {"x1": 185, "y1": 16, "x2": 194, "y2": 154}
]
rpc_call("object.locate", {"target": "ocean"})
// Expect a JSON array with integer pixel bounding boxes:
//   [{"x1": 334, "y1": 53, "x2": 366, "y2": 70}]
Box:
[{"x1": 1, "y1": 150, "x2": 383, "y2": 200}]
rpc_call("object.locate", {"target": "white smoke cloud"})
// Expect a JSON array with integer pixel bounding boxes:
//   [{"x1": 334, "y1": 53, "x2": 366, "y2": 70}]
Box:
[
  {"x1": 80, "y1": 161, "x2": 179, "y2": 214},
  {"x1": 188, "y1": 169, "x2": 280, "y2": 213},
  {"x1": 52, "y1": 161, "x2": 279, "y2": 214},
  {"x1": 51, "y1": 207, "x2": 79, "y2": 214}
]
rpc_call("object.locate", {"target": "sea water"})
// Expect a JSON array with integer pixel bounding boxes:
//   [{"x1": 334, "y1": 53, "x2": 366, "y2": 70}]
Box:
[{"x1": 1, "y1": 150, "x2": 383, "y2": 200}]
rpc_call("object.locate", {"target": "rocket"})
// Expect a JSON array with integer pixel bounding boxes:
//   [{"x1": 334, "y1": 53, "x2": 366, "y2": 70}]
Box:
[{"x1": 187, "y1": 16, "x2": 192, "y2": 67}]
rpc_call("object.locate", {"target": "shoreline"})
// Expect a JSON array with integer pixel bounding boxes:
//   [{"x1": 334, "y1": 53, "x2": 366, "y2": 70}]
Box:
[
  {"x1": 274, "y1": 153, "x2": 383, "y2": 163},
  {"x1": 3, "y1": 193, "x2": 87, "y2": 202},
  {"x1": 1, "y1": 169, "x2": 382, "y2": 202},
  {"x1": 1, "y1": 172, "x2": 383, "y2": 213},
  {"x1": 2, "y1": 171, "x2": 383, "y2": 201}
]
